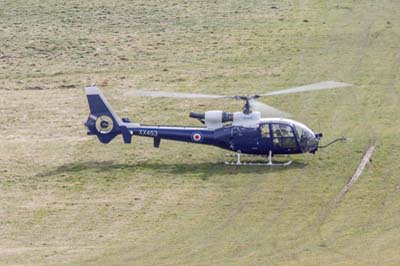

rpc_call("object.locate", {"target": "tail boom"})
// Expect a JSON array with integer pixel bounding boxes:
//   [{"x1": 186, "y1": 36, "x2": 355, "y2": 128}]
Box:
[
  {"x1": 85, "y1": 86, "x2": 138, "y2": 144},
  {"x1": 84, "y1": 86, "x2": 217, "y2": 147}
]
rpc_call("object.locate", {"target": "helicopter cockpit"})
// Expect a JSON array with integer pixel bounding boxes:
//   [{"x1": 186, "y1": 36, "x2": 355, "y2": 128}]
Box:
[
  {"x1": 292, "y1": 121, "x2": 320, "y2": 153},
  {"x1": 261, "y1": 119, "x2": 321, "y2": 153}
]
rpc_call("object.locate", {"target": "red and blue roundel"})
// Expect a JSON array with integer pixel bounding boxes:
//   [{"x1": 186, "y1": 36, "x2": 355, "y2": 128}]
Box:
[{"x1": 191, "y1": 132, "x2": 203, "y2": 142}]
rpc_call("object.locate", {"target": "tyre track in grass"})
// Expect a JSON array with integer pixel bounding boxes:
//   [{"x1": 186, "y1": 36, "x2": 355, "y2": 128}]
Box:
[
  {"x1": 307, "y1": 142, "x2": 376, "y2": 261},
  {"x1": 191, "y1": 2, "x2": 373, "y2": 261},
  {"x1": 364, "y1": 49, "x2": 400, "y2": 230},
  {"x1": 266, "y1": 142, "x2": 376, "y2": 262},
  {"x1": 318, "y1": 142, "x2": 376, "y2": 224},
  {"x1": 287, "y1": 19, "x2": 398, "y2": 260},
  {"x1": 260, "y1": 1, "x2": 378, "y2": 260},
  {"x1": 313, "y1": 5, "x2": 400, "y2": 251},
  {"x1": 158, "y1": 1, "x2": 366, "y2": 262}
]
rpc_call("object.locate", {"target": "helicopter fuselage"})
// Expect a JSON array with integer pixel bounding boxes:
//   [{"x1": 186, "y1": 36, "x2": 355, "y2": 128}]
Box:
[
  {"x1": 126, "y1": 118, "x2": 319, "y2": 155},
  {"x1": 84, "y1": 86, "x2": 321, "y2": 157}
]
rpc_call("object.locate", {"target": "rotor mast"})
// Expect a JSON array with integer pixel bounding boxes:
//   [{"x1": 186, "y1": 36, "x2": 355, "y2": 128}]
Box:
[{"x1": 233, "y1": 95, "x2": 260, "y2": 114}]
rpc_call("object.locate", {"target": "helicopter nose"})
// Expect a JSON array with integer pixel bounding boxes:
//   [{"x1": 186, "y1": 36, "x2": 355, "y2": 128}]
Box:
[{"x1": 308, "y1": 134, "x2": 321, "y2": 154}]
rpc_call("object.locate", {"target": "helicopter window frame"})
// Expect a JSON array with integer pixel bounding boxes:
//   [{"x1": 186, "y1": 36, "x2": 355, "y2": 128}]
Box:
[
  {"x1": 260, "y1": 123, "x2": 271, "y2": 138},
  {"x1": 271, "y1": 123, "x2": 295, "y2": 138},
  {"x1": 271, "y1": 123, "x2": 297, "y2": 150}
]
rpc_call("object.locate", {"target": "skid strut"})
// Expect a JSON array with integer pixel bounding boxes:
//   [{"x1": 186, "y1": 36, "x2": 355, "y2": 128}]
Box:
[{"x1": 225, "y1": 151, "x2": 292, "y2": 166}]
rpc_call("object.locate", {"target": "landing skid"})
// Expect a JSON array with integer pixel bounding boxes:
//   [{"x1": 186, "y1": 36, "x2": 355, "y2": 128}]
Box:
[{"x1": 224, "y1": 151, "x2": 292, "y2": 166}]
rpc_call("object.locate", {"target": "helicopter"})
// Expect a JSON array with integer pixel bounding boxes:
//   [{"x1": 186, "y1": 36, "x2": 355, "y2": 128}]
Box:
[{"x1": 84, "y1": 81, "x2": 352, "y2": 166}]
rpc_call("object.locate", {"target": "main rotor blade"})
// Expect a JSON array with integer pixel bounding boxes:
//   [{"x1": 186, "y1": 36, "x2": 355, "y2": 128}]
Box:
[
  {"x1": 125, "y1": 90, "x2": 227, "y2": 99},
  {"x1": 261, "y1": 81, "x2": 353, "y2": 97},
  {"x1": 249, "y1": 99, "x2": 292, "y2": 118}
]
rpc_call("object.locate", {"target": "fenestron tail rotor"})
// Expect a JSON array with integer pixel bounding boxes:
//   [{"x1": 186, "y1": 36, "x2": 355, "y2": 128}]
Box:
[
  {"x1": 125, "y1": 81, "x2": 353, "y2": 118},
  {"x1": 95, "y1": 115, "x2": 114, "y2": 134}
]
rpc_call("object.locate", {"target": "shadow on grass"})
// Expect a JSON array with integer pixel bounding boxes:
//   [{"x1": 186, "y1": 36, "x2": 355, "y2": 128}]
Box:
[{"x1": 39, "y1": 159, "x2": 308, "y2": 180}]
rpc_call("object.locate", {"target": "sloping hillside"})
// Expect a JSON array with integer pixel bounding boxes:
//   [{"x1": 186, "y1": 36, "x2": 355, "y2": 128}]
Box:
[{"x1": 0, "y1": 1, "x2": 399, "y2": 265}]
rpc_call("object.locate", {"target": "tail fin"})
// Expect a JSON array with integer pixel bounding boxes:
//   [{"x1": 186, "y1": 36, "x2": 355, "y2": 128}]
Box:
[{"x1": 84, "y1": 86, "x2": 122, "y2": 143}]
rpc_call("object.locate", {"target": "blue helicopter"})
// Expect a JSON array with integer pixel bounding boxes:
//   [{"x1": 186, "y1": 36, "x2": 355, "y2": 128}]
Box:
[{"x1": 84, "y1": 81, "x2": 351, "y2": 165}]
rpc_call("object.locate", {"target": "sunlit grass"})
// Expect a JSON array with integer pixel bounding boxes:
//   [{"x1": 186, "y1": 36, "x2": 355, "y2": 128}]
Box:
[{"x1": 0, "y1": 0, "x2": 399, "y2": 265}]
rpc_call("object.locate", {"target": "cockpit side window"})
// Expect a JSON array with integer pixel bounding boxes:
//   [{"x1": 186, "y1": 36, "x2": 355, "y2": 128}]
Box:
[
  {"x1": 272, "y1": 124, "x2": 294, "y2": 138},
  {"x1": 271, "y1": 123, "x2": 297, "y2": 150}
]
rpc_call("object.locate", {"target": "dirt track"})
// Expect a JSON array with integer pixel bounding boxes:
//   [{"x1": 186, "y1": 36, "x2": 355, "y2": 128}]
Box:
[{"x1": 320, "y1": 143, "x2": 376, "y2": 223}]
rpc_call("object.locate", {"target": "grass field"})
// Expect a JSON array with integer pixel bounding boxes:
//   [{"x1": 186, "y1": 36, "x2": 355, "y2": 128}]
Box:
[{"x1": 1, "y1": 0, "x2": 400, "y2": 265}]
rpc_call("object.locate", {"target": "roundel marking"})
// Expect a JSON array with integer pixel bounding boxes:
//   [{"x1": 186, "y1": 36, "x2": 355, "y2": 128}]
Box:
[
  {"x1": 192, "y1": 132, "x2": 202, "y2": 142},
  {"x1": 95, "y1": 115, "x2": 114, "y2": 134}
]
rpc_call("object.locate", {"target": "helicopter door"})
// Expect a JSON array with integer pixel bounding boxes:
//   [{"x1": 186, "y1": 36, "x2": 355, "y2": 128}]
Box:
[
  {"x1": 271, "y1": 123, "x2": 298, "y2": 153},
  {"x1": 259, "y1": 123, "x2": 273, "y2": 153}
]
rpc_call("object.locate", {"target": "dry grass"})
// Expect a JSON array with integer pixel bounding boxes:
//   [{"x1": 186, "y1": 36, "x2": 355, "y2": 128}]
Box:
[{"x1": 1, "y1": 0, "x2": 400, "y2": 265}]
